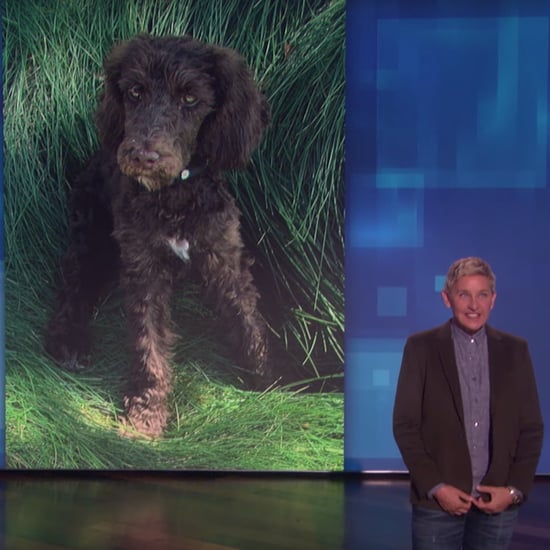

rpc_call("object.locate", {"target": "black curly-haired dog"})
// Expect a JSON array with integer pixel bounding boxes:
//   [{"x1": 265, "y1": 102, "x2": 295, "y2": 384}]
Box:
[{"x1": 45, "y1": 35, "x2": 271, "y2": 437}]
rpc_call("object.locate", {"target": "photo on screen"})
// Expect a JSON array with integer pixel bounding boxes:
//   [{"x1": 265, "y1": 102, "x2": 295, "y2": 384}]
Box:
[{"x1": 3, "y1": 0, "x2": 344, "y2": 470}]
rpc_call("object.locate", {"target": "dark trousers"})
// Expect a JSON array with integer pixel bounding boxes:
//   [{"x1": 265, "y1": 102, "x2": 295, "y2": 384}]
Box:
[{"x1": 412, "y1": 504, "x2": 519, "y2": 550}]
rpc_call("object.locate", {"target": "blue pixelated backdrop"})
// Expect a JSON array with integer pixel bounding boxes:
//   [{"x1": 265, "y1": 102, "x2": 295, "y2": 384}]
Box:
[{"x1": 345, "y1": 0, "x2": 550, "y2": 472}]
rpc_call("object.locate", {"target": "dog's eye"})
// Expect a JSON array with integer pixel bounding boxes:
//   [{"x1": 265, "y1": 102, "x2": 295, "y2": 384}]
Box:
[
  {"x1": 127, "y1": 85, "x2": 143, "y2": 101},
  {"x1": 181, "y1": 93, "x2": 198, "y2": 107}
]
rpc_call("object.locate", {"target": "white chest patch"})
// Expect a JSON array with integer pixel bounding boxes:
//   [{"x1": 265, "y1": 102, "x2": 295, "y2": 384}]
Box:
[{"x1": 167, "y1": 237, "x2": 190, "y2": 262}]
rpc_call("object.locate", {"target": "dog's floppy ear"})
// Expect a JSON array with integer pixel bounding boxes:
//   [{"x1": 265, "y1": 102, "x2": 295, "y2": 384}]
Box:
[
  {"x1": 197, "y1": 46, "x2": 270, "y2": 171},
  {"x1": 94, "y1": 40, "x2": 131, "y2": 151}
]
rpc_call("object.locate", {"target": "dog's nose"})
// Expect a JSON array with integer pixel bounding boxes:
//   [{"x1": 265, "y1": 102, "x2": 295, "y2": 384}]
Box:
[{"x1": 132, "y1": 149, "x2": 160, "y2": 167}]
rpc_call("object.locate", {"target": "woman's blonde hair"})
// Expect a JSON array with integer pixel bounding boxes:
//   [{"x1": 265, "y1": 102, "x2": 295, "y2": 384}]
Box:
[{"x1": 444, "y1": 257, "x2": 496, "y2": 294}]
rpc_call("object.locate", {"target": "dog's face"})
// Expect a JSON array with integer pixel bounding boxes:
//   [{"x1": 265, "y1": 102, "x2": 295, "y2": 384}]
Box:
[
  {"x1": 115, "y1": 48, "x2": 217, "y2": 191},
  {"x1": 95, "y1": 35, "x2": 270, "y2": 191}
]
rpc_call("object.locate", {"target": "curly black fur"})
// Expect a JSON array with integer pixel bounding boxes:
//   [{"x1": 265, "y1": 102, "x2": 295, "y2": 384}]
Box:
[{"x1": 45, "y1": 35, "x2": 271, "y2": 437}]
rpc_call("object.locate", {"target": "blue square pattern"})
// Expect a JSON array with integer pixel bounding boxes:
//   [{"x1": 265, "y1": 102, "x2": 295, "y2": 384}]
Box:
[
  {"x1": 345, "y1": 338, "x2": 405, "y2": 390},
  {"x1": 372, "y1": 368, "x2": 390, "y2": 387},
  {"x1": 434, "y1": 275, "x2": 446, "y2": 292},
  {"x1": 377, "y1": 286, "x2": 407, "y2": 316},
  {"x1": 347, "y1": 177, "x2": 424, "y2": 248},
  {"x1": 345, "y1": 338, "x2": 405, "y2": 461},
  {"x1": 376, "y1": 16, "x2": 548, "y2": 189}
]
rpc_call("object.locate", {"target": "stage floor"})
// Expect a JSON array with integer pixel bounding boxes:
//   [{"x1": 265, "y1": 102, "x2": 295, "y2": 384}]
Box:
[{"x1": 1, "y1": 472, "x2": 548, "y2": 549}]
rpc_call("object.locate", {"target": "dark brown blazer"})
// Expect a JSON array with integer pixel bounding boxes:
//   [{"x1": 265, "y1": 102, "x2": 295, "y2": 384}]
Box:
[{"x1": 393, "y1": 321, "x2": 544, "y2": 509}]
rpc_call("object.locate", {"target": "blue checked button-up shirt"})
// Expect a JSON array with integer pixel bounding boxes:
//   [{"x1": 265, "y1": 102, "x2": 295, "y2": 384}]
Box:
[{"x1": 451, "y1": 321, "x2": 491, "y2": 496}]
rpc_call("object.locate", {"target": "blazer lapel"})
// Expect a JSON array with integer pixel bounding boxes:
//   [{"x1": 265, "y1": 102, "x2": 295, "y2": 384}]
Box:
[
  {"x1": 436, "y1": 321, "x2": 465, "y2": 426},
  {"x1": 486, "y1": 325, "x2": 505, "y2": 418}
]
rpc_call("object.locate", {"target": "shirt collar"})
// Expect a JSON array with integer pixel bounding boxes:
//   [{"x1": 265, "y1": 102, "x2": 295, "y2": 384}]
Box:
[{"x1": 450, "y1": 319, "x2": 486, "y2": 343}]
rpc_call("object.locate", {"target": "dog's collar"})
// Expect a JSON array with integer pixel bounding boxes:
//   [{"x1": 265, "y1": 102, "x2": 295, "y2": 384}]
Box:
[{"x1": 177, "y1": 165, "x2": 206, "y2": 182}]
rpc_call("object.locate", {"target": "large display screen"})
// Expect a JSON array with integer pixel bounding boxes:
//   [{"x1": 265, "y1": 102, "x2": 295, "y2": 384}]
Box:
[
  {"x1": 3, "y1": 0, "x2": 549, "y2": 475},
  {"x1": 345, "y1": 0, "x2": 550, "y2": 473},
  {"x1": 3, "y1": 0, "x2": 345, "y2": 471}
]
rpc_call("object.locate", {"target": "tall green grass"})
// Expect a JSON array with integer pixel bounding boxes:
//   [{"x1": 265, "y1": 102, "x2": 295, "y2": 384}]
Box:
[{"x1": 3, "y1": 0, "x2": 344, "y2": 469}]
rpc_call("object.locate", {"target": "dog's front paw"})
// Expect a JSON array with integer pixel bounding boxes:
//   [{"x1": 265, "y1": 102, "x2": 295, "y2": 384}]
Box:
[{"x1": 121, "y1": 395, "x2": 168, "y2": 439}]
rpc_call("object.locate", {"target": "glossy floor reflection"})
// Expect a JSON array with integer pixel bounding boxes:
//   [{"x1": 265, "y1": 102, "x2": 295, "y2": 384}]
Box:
[{"x1": 1, "y1": 472, "x2": 548, "y2": 549}]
